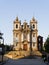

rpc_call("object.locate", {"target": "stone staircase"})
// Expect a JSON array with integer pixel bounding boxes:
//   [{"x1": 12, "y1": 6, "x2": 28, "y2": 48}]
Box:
[
  {"x1": 5, "y1": 50, "x2": 42, "y2": 59},
  {"x1": 32, "y1": 51, "x2": 42, "y2": 56},
  {"x1": 5, "y1": 51, "x2": 24, "y2": 59}
]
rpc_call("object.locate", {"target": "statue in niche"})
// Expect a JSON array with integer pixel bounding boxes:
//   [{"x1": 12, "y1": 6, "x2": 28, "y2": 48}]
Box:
[
  {"x1": 23, "y1": 20, "x2": 27, "y2": 29},
  {"x1": 23, "y1": 30, "x2": 26, "y2": 40},
  {"x1": 24, "y1": 22, "x2": 27, "y2": 29}
]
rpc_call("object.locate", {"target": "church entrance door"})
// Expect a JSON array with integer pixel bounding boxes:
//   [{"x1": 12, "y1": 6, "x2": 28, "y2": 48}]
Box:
[{"x1": 23, "y1": 44, "x2": 27, "y2": 51}]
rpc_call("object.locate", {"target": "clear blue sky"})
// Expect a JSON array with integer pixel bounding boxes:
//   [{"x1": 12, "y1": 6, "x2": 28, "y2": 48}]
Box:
[{"x1": 0, "y1": 0, "x2": 49, "y2": 45}]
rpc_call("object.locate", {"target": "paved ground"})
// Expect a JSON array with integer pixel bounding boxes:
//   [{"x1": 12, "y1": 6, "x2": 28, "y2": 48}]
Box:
[{"x1": 2, "y1": 56, "x2": 47, "y2": 65}]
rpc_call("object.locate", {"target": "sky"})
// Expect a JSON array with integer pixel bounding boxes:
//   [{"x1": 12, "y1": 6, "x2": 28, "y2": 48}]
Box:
[{"x1": 0, "y1": 0, "x2": 49, "y2": 45}]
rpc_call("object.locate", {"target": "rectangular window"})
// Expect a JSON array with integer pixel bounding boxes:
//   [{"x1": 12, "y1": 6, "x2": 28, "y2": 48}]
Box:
[
  {"x1": 16, "y1": 33, "x2": 18, "y2": 37},
  {"x1": 33, "y1": 33, "x2": 35, "y2": 37},
  {"x1": 16, "y1": 33, "x2": 18, "y2": 42},
  {"x1": 33, "y1": 42, "x2": 35, "y2": 46},
  {"x1": 16, "y1": 43, "x2": 17, "y2": 46}
]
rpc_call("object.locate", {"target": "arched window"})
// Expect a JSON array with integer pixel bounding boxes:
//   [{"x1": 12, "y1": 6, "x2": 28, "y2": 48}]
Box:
[
  {"x1": 16, "y1": 24, "x2": 18, "y2": 28},
  {"x1": 33, "y1": 24, "x2": 35, "y2": 28}
]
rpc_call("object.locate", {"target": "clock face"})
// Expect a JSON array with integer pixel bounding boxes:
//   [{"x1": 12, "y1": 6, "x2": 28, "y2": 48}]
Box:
[{"x1": 32, "y1": 37, "x2": 36, "y2": 42}]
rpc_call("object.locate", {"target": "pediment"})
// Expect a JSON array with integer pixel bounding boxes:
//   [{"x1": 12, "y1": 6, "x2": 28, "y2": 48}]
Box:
[{"x1": 22, "y1": 40, "x2": 28, "y2": 43}]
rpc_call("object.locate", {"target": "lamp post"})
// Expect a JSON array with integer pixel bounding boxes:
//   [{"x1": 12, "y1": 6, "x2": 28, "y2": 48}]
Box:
[{"x1": 0, "y1": 32, "x2": 4, "y2": 62}]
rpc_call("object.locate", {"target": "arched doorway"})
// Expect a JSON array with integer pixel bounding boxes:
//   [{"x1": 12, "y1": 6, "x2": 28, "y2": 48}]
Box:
[
  {"x1": 23, "y1": 41, "x2": 28, "y2": 51},
  {"x1": 23, "y1": 44, "x2": 27, "y2": 51}
]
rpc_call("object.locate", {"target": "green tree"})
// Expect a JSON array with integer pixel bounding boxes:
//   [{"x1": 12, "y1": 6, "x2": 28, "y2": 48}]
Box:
[{"x1": 44, "y1": 36, "x2": 49, "y2": 53}]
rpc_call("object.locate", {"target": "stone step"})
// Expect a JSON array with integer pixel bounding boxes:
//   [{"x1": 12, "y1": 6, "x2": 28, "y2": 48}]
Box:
[
  {"x1": 5, "y1": 51, "x2": 42, "y2": 59},
  {"x1": 32, "y1": 51, "x2": 42, "y2": 56}
]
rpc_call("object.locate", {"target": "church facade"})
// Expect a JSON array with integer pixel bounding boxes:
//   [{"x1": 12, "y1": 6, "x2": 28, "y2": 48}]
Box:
[{"x1": 13, "y1": 17, "x2": 38, "y2": 51}]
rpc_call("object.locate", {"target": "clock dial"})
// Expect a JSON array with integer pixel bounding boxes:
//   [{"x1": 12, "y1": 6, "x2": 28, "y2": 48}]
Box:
[{"x1": 32, "y1": 37, "x2": 36, "y2": 42}]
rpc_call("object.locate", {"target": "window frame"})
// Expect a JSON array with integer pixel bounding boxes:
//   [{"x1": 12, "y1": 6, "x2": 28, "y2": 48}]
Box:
[
  {"x1": 33, "y1": 24, "x2": 35, "y2": 28},
  {"x1": 16, "y1": 24, "x2": 18, "y2": 28}
]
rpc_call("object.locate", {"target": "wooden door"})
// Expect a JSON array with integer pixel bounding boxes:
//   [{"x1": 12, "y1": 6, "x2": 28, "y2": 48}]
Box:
[{"x1": 23, "y1": 44, "x2": 27, "y2": 51}]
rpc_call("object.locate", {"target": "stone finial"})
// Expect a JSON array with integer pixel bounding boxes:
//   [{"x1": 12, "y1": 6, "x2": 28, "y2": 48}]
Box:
[
  {"x1": 32, "y1": 17, "x2": 35, "y2": 21},
  {"x1": 24, "y1": 20, "x2": 27, "y2": 24},
  {"x1": 16, "y1": 16, "x2": 18, "y2": 21}
]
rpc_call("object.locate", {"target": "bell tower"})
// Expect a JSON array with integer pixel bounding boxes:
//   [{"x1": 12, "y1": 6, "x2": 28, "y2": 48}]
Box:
[
  {"x1": 30, "y1": 17, "x2": 38, "y2": 51},
  {"x1": 13, "y1": 17, "x2": 21, "y2": 50}
]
